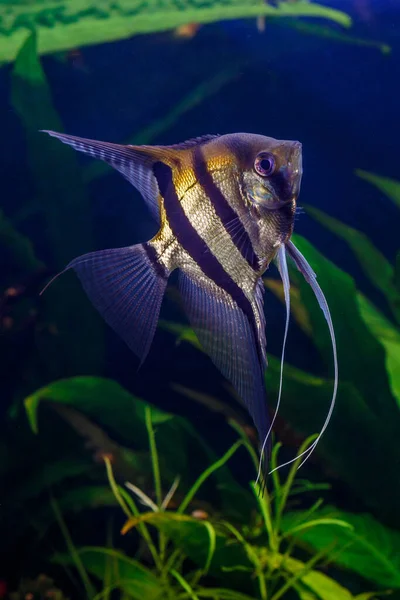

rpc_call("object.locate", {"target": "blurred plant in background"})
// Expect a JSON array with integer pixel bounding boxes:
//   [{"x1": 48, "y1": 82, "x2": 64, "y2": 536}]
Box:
[
  {"x1": 0, "y1": 0, "x2": 352, "y2": 65},
  {"x1": 0, "y1": 15, "x2": 399, "y2": 600},
  {"x1": 1, "y1": 375, "x2": 393, "y2": 599}
]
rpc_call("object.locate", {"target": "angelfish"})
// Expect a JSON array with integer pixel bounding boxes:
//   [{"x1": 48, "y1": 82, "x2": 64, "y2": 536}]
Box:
[{"x1": 42, "y1": 131, "x2": 337, "y2": 473}]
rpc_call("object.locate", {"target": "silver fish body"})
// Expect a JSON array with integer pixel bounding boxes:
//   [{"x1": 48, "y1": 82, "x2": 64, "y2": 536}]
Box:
[{"x1": 42, "y1": 130, "x2": 336, "y2": 472}]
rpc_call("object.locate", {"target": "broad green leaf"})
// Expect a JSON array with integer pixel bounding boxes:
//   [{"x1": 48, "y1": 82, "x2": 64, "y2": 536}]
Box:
[
  {"x1": 53, "y1": 547, "x2": 163, "y2": 600},
  {"x1": 304, "y1": 205, "x2": 400, "y2": 324},
  {"x1": 265, "y1": 355, "x2": 400, "y2": 528},
  {"x1": 293, "y1": 583, "x2": 319, "y2": 600},
  {"x1": 290, "y1": 234, "x2": 398, "y2": 423},
  {"x1": 264, "y1": 277, "x2": 313, "y2": 336},
  {"x1": 285, "y1": 555, "x2": 355, "y2": 599},
  {"x1": 23, "y1": 376, "x2": 251, "y2": 516},
  {"x1": 282, "y1": 506, "x2": 400, "y2": 588},
  {"x1": 356, "y1": 170, "x2": 400, "y2": 210},
  {"x1": 122, "y1": 512, "x2": 217, "y2": 572},
  {"x1": 24, "y1": 376, "x2": 172, "y2": 438},
  {"x1": 159, "y1": 314, "x2": 400, "y2": 524},
  {"x1": 11, "y1": 31, "x2": 92, "y2": 268},
  {"x1": 0, "y1": 1, "x2": 351, "y2": 65},
  {"x1": 11, "y1": 31, "x2": 103, "y2": 375},
  {"x1": 356, "y1": 293, "x2": 400, "y2": 409},
  {"x1": 122, "y1": 511, "x2": 253, "y2": 588}
]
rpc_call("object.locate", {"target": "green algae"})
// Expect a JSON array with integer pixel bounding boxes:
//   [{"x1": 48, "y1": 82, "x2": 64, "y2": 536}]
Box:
[{"x1": 0, "y1": 0, "x2": 352, "y2": 64}]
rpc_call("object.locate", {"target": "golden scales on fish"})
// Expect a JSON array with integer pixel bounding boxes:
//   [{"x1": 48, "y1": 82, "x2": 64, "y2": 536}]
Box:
[{"x1": 41, "y1": 130, "x2": 337, "y2": 477}]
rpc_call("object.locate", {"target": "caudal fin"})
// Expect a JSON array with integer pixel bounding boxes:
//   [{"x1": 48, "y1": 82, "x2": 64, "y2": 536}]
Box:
[{"x1": 45, "y1": 243, "x2": 169, "y2": 364}]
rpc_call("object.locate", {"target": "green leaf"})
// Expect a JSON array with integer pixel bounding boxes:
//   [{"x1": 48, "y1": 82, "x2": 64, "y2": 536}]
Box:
[
  {"x1": 122, "y1": 511, "x2": 253, "y2": 587},
  {"x1": 0, "y1": 208, "x2": 43, "y2": 275},
  {"x1": 395, "y1": 251, "x2": 400, "y2": 293},
  {"x1": 290, "y1": 234, "x2": 397, "y2": 423},
  {"x1": 11, "y1": 31, "x2": 103, "y2": 375},
  {"x1": 274, "y1": 20, "x2": 390, "y2": 54},
  {"x1": 193, "y1": 590, "x2": 256, "y2": 600},
  {"x1": 0, "y1": 1, "x2": 351, "y2": 65},
  {"x1": 84, "y1": 69, "x2": 242, "y2": 183},
  {"x1": 23, "y1": 376, "x2": 251, "y2": 516},
  {"x1": 53, "y1": 547, "x2": 163, "y2": 600},
  {"x1": 282, "y1": 506, "x2": 400, "y2": 588},
  {"x1": 356, "y1": 170, "x2": 400, "y2": 210},
  {"x1": 264, "y1": 277, "x2": 313, "y2": 336},
  {"x1": 24, "y1": 376, "x2": 172, "y2": 438},
  {"x1": 265, "y1": 355, "x2": 400, "y2": 528},
  {"x1": 304, "y1": 205, "x2": 400, "y2": 324},
  {"x1": 284, "y1": 555, "x2": 355, "y2": 600},
  {"x1": 159, "y1": 319, "x2": 202, "y2": 351},
  {"x1": 356, "y1": 293, "x2": 400, "y2": 409}
]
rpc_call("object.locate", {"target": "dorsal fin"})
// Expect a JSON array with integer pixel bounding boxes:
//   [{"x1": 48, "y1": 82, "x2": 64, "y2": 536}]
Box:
[
  {"x1": 42, "y1": 131, "x2": 220, "y2": 225},
  {"x1": 161, "y1": 134, "x2": 220, "y2": 151}
]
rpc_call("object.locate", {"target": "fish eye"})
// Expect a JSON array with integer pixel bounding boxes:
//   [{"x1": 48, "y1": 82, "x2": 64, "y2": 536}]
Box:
[{"x1": 254, "y1": 152, "x2": 275, "y2": 177}]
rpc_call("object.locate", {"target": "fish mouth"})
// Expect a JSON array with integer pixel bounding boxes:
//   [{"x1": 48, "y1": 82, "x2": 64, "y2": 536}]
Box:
[{"x1": 288, "y1": 141, "x2": 303, "y2": 199}]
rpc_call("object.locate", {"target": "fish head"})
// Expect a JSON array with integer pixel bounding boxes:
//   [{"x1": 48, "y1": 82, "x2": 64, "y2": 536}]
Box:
[
  {"x1": 237, "y1": 133, "x2": 302, "y2": 213},
  {"x1": 219, "y1": 133, "x2": 303, "y2": 252}
]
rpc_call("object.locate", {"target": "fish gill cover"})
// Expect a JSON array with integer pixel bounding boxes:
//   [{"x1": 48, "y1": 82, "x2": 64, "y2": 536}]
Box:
[{"x1": 0, "y1": 0, "x2": 351, "y2": 64}]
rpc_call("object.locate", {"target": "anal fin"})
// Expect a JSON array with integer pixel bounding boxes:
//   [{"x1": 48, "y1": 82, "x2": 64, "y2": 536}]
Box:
[{"x1": 179, "y1": 270, "x2": 269, "y2": 452}]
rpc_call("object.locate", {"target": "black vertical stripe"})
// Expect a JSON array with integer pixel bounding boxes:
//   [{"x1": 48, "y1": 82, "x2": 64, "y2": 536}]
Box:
[
  {"x1": 143, "y1": 243, "x2": 168, "y2": 279},
  {"x1": 192, "y1": 145, "x2": 260, "y2": 270},
  {"x1": 153, "y1": 160, "x2": 262, "y2": 362}
]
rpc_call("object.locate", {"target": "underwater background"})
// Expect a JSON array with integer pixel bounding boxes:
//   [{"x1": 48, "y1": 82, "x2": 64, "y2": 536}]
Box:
[{"x1": 1, "y1": 1, "x2": 400, "y2": 598}]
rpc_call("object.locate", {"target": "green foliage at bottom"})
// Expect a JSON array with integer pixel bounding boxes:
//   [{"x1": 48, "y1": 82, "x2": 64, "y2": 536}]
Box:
[{"x1": 2, "y1": 375, "x2": 393, "y2": 599}]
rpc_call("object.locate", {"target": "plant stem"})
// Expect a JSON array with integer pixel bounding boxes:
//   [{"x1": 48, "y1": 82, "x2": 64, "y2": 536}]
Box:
[
  {"x1": 50, "y1": 495, "x2": 96, "y2": 599},
  {"x1": 228, "y1": 420, "x2": 259, "y2": 473},
  {"x1": 144, "y1": 406, "x2": 167, "y2": 566},
  {"x1": 103, "y1": 456, "x2": 131, "y2": 519},
  {"x1": 104, "y1": 456, "x2": 162, "y2": 570},
  {"x1": 178, "y1": 440, "x2": 243, "y2": 514},
  {"x1": 274, "y1": 435, "x2": 317, "y2": 536},
  {"x1": 145, "y1": 406, "x2": 163, "y2": 506}
]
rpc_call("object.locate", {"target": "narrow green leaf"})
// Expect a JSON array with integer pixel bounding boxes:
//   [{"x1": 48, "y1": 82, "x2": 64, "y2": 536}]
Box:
[
  {"x1": 290, "y1": 234, "x2": 397, "y2": 422},
  {"x1": 284, "y1": 518, "x2": 353, "y2": 537},
  {"x1": 53, "y1": 547, "x2": 163, "y2": 600},
  {"x1": 171, "y1": 569, "x2": 200, "y2": 600},
  {"x1": 265, "y1": 355, "x2": 400, "y2": 527},
  {"x1": 194, "y1": 590, "x2": 256, "y2": 600},
  {"x1": 356, "y1": 293, "x2": 400, "y2": 409},
  {"x1": 122, "y1": 511, "x2": 252, "y2": 585},
  {"x1": 274, "y1": 20, "x2": 390, "y2": 54},
  {"x1": 11, "y1": 30, "x2": 103, "y2": 374},
  {"x1": 304, "y1": 204, "x2": 400, "y2": 324},
  {"x1": 356, "y1": 170, "x2": 400, "y2": 210},
  {"x1": 395, "y1": 251, "x2": 400, "y2": 293}
]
